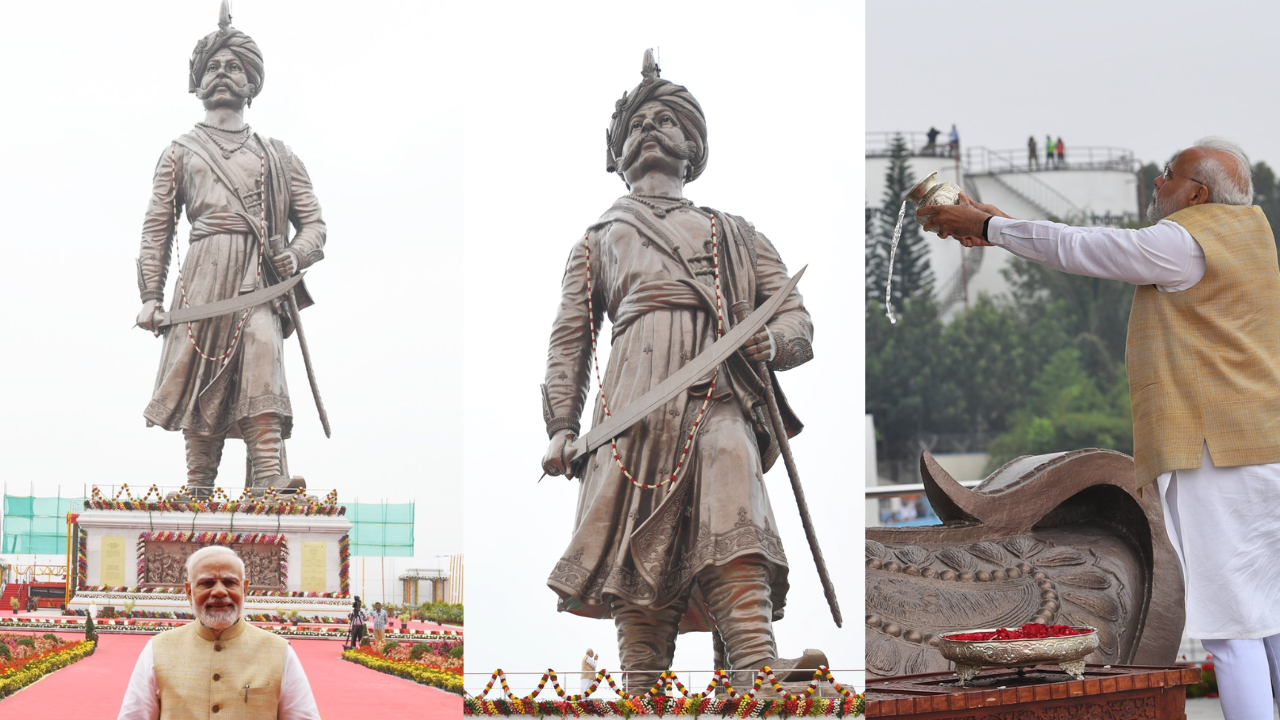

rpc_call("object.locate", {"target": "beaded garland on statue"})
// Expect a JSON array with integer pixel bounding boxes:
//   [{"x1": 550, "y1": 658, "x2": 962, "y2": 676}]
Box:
[
  {"x1": 583, "y1": 213, "x2": 724, "y2": 490},
  {"x1": 167, "y1": 136, "x2": 267, "y2": 364}
]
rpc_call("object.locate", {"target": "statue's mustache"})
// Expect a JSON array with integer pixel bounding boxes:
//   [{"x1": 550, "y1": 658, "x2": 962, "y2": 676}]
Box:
[
  {"x1": 619, "y1": 130, "x2": 698, "y2": 172},
  {"x1": 195, "y1": 75, "x2": 254, "y2": 100}
]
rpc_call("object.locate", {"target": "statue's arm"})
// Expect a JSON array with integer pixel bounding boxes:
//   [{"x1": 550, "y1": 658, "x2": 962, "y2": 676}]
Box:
[
  {"x1": 754, "y1": 231, "x2": 814, "y2": 371},
  {"x1": 542, "y1": 234, "x2": 598, "y2": 439},
  {"x1": 137, "y1": 146, "x2": 180, "y2": 304},
  {"x1": 285, "y1": 150, "x2": 327, "y2": 271}
]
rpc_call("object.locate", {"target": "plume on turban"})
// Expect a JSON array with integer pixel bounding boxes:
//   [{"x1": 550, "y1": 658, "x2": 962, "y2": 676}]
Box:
[
  {"x1": 606, "y1": 49, "x2": 708, "y2": 184},
  {"x1": 188, "y1": 1, "x2": 265, "y2": 100}
]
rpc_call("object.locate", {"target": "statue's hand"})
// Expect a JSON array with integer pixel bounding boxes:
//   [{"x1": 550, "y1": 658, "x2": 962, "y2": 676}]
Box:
[
  {"x1": 741, "y1": 327, "x2": 774, "y2": 364},
  {"x1": 542, "y1": 429, "x2": 580, "y2": 480},
  {"x1": 271, "y1": 250, "x2": 297, "y2": 278},
  {"x1": 136, "y1": 300, "x2": 163, "y2": 336}
]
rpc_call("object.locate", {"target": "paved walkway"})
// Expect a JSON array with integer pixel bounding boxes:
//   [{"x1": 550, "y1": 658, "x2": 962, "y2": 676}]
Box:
[{"x1": 0, "y1": 630, "x2": 460, "y2": 719}]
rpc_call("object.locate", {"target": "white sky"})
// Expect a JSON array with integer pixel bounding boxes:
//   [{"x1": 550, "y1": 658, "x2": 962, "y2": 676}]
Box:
[
  {"x1": 462, "y1": 0, "x2": 863, "y2": 691},
  {"x1": 0, "y1": 2, "x2": 464, "y2": 572},
  {"x1": 868, "y1": 1, "x2": 1280, "y2": 171}
]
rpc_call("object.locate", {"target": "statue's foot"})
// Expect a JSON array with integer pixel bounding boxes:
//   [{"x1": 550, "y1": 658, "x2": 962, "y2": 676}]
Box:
[
  {"x1": 277, "y1": 476, "x2": 307, "y2": 496},
  {"x1": 249, "y1": 474, "x2": 285, "y2": 498},
  {"x1": 768, "y1": 648, "x2": 830, "y2": 684}
]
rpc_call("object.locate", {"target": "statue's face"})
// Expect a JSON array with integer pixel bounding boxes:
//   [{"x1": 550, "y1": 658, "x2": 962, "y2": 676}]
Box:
[
  {"x1": 621, "y1": 100, "x2": 693, "y2": 185},
  {"x1": 198, "y1": 48, "x2": 251, "y2": 111},
  {"x1": 185, "y1": 553, "x2": 245, "y2": 631}
]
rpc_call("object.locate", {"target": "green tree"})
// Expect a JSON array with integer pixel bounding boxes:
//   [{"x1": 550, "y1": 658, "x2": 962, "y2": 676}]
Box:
[
  {"x1": 1253, "y1": 162, "x2": 1280, "y2": 263},
  {"x1": 867, "y1": 134, "x2": 933, "y2": 307}
]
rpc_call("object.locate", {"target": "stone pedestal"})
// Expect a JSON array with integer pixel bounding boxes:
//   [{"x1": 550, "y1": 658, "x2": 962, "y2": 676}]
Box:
[
  {"x1": 864, "y1": 665, "x2": 1200, "y2": 719},
  {"x1": 69, "y1": 505, "x2": 353, "y2": 619}
]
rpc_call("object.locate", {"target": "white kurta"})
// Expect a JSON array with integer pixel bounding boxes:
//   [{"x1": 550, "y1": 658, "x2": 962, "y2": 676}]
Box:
[{"x1": 987, "y1": 215, "x2": 1280, "y2": 639}]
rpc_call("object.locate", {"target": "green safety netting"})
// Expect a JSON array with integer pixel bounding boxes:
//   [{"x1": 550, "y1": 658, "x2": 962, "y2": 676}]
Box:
[
  {"x1": 346, "y1": 502, "x2": 415, "y2": 557},
  {"x1": 2, "y1": 495, "x2": 86, "y2": 554}
]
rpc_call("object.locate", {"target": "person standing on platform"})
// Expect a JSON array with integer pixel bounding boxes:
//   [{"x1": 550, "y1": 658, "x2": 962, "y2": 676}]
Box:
[
  {"x1": 948, "y1": 123, "x2": 960, "y2": 156},
  {"x1": 923, "y1": 126, "x2": 940, "y2": 155},
  {"x1": 1056, "y1": 137, "x2": 1065, "y2": 167},
  {"x1": 1028, "y1": 135, "x2": 1039, "y2": 170},
  {"x1": 917, "y1": 137, "x2": 1280, "y2": 720},
  {"x1": 1046, "y1": 134, "x2": 1056, "y2": 169},
  {"x1": 580, "y1": 648, "x2": 598, "y2": 693},
  {"x1": 346, "y1": 597, "x2": 367, "y2": 650},
  {"x1": 118, "y1": 546, "x2": 321, "y2": 720}
]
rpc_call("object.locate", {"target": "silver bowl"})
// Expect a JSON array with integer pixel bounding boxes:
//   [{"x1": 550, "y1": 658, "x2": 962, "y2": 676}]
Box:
[
  {"x1": 937, "y1": 626, "x2": 1099, "y2": 686},
  {"x1": 907, "y1": 171, "x2": 962, "y2": 218}
]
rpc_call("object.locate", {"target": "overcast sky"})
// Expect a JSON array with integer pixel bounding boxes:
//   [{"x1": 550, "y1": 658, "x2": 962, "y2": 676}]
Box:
[
  {"x1": 868, "y1": 0, "x2": 1280, "y2": 172},
  {"x1": 0, "y1": 1, "x2": 463, "y2": 567},
  {"x1": 463, "y1": 0, "x2": 862, "y2": 693}
]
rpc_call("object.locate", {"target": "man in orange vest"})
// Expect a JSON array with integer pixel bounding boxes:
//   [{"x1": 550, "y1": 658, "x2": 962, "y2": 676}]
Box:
[{"x1": 917, "y1": 137, "x2": 1280, "y2": 720}]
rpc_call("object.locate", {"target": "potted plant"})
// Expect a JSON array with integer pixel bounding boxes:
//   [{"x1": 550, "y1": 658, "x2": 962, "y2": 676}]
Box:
[
  {"x1": 398, "y1": 610, "x2": 411, "y2": 632},
  {"x1": 9, "y1": 597, "x2": 19, "y2": 614},
  {"x1": 275, "y1": 607, "x2": 287, "y2": 624},
  {"x1": 123, "y1": 600, "x2": 136, "y2": 619},
  {"x1": 289, "y1": 609, "x2": 300, "y2": 627}
]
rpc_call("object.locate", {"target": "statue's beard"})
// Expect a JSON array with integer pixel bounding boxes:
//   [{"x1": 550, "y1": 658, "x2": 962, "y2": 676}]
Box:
[
  {"x1": 618, "y1": 130, "x2": 698, "y2": 174},
  {"x1": 195, "y1": 76, "x2": 256, "y2": 101},
  {"x1": 195, "y1": 599, "x2": 242, "y2": 630}
]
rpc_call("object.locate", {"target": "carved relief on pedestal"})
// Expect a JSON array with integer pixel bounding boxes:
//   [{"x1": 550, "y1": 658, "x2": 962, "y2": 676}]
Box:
[
  {"x1": 142, "y1": 540, "x2": 283, "y2": 590},
  {"x1": 866, "y1": 449, "x2": 1185, "y2": 679}
]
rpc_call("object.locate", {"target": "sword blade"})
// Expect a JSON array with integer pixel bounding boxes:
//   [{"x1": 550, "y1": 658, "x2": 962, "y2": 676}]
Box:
[
  {"x1": 566, "y1": 265, "x2": 806, "y2": 461},
  {"x1": 158, "y1": 272, "x2": 305, "y2": 327}
]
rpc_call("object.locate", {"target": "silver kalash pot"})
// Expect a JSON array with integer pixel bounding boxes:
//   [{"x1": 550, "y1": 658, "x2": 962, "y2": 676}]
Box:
[{"x1": 908, "y1": 172, "x2": 962, "y2": 225}]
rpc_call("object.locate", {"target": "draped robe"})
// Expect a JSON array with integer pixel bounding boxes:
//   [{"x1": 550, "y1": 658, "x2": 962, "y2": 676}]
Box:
[
  {"x1": 545, "y1": 197, "x2": 813, "y2": 630},
  {"x1": 136, "y1": 128, "x2": 326, "y2": 438}
]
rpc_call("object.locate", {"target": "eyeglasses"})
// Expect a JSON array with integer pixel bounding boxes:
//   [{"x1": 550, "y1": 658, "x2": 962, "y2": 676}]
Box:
[{"x1": 1163, "y1": 163, "x2": 1205, "y2": 186}]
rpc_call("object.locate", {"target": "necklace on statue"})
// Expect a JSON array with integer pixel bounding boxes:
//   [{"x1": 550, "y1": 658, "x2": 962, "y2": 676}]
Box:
[
  {"x1": 582, "y1": 216, "x2": 724, "y2": 489},
  {"x1": 199, "y1": 125, "x2": 255, "y2": 159},
  {"x1": 630, "y1": 193, "x2": 694, "y2": 218}
]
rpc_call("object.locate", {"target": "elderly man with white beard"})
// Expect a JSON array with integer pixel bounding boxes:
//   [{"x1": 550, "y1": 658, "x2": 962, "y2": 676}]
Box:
[
  {"x1": 918, "y1": 137, "x2": 1280, "y2": 720},
  {"x1": 118, "y1": 546, "x2": 321, "y2": 720}
]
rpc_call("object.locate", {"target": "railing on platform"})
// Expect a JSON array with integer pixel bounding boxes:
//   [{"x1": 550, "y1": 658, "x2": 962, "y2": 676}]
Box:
[
  {"x1": 964, "y1": 145, "x2": 1140, "y2": 175},
  {"x1": 866, "y1": 131, "x2": 958, "y2": 158}
]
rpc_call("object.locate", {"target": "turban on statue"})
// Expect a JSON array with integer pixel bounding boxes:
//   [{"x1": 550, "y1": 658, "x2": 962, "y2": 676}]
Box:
[
  {"x1": 606, "y1": 49, "x2": 708, "y2": 184},
  {"x1": 188, "y1": 1, "x2": 265, "y2": 100}
]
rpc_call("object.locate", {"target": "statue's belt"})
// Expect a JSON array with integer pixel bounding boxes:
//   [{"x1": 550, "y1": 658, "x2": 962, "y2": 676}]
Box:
[
  {"x1": 566, "y1": 265, "x2": 806, "y2": 464},
  {"x1": 158, "y1": 272, "x2": 304, "y2": 327}
]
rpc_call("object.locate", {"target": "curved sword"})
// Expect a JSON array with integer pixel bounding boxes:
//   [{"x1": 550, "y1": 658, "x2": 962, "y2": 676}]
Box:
[
  {"x1": 565, "y1": 265, "x2": 806, "y2": 462},
  {"x1": 158, "y1": 272, "x2": 305, "y2": 327}
]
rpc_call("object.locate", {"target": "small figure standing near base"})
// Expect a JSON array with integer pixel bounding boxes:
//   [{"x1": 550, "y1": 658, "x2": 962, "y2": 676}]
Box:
[{"x1": 580, "y1": 648, "x2": 598, "y2": 693}]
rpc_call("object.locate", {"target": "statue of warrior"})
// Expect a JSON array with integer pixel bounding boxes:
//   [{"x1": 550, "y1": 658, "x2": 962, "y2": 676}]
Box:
[
  {"x1": 135, "y1": 2, "x2": 326, "y2": 497},
  {"x1": 541, "y1": 50, "x2": 825, "y2": 690}
]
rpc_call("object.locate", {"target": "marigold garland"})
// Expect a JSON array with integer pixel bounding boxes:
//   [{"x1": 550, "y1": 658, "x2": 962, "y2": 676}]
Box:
[
  {"x1": 339, "y1": 534, "x2": 351, "y2": 594},
  {"x1": 464, "y1": 667, "x2": 863, "y2": 717},
  {"x1": 86, "y1": 485, "x2": 344, "y2": 515}
]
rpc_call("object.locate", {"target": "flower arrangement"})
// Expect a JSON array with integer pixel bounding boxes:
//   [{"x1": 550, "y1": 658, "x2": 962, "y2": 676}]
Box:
[
  {"x1": 0, "y1": 635, "x2": 95, "y2": 698},
  {"x1": 86, "y1": 485, "x2": 344, "y2": 515},
  {"x1": 1186, "y1": 655, "x2": 1218, "y2": 698},
  {"x1": 462, "y1": 667, "x2": 864, "y2": 718},
  {"x1": 343, "y1": 646, "x2": 464, "y2": 694}
]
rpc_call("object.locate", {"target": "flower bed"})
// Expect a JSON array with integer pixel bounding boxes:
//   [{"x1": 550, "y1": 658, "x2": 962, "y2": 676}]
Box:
[
  {"x1": 463, "y1": 667, "x2": 863, "y2": 717},
  {"x1": 0, "y1": 617, "x2": 458, "y2": 640},
  {"x1": 343, "y1": 645, "x2": 464, "y2": 695},
  {"x1": 0, "y1": 635, "x2": 96, "y2": 699}
]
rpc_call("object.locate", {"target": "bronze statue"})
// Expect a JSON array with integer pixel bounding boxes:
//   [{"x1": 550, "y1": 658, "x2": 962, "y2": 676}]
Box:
[
  {"x1": 134, "y1": 2, "x2": 327, "y2": 497},
  {"x1": 865, "y1": 449, "x2": 1185, "y2": 678},
  {"x1": 540, "y1": 50, "x2": 825, "y2": 691}
]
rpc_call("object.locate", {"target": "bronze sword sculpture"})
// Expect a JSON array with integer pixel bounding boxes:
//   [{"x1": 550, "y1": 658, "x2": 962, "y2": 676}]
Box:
[{"x1": 268, "y1": 235, "x2": 331, "y2": 438}]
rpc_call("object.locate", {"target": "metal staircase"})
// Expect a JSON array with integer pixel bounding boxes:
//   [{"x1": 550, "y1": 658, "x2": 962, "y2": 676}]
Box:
[{"x1": 988, "y1": 171, "x2": 1085, "y2": 223}]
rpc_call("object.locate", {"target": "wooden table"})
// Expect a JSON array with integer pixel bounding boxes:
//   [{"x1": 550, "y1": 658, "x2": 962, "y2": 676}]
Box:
[{"x1": 865, "y1": 664, "x2": 1200, "y2": 719}]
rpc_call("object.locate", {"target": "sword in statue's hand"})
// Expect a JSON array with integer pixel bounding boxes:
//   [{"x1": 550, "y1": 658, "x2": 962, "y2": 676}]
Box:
[{"x1": 267, "y1": 235, "x2": 332, "y2": 438}]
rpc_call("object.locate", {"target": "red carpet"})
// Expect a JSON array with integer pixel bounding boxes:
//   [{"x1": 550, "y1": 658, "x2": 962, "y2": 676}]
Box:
[{"x1": 1, "y1": 631, "x2": 462, "y2": 719}]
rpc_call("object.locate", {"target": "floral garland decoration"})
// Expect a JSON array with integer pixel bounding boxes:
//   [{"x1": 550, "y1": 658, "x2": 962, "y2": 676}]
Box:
[
  {"x1": 463, "y1": 667, "x2": 863, "y2": 717},
  {"x1": 73, "y1": 586, "x2": 351, "y2": 598},
  {"x1": 339, "y1": 534, "x2": 351, "y2": 594},
  {"x1": 86, "y1": 485, "x2": 345, "y2": 515},
  {"x1": 77, "y1": 528, "x2": 88, "y2": 591}
]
